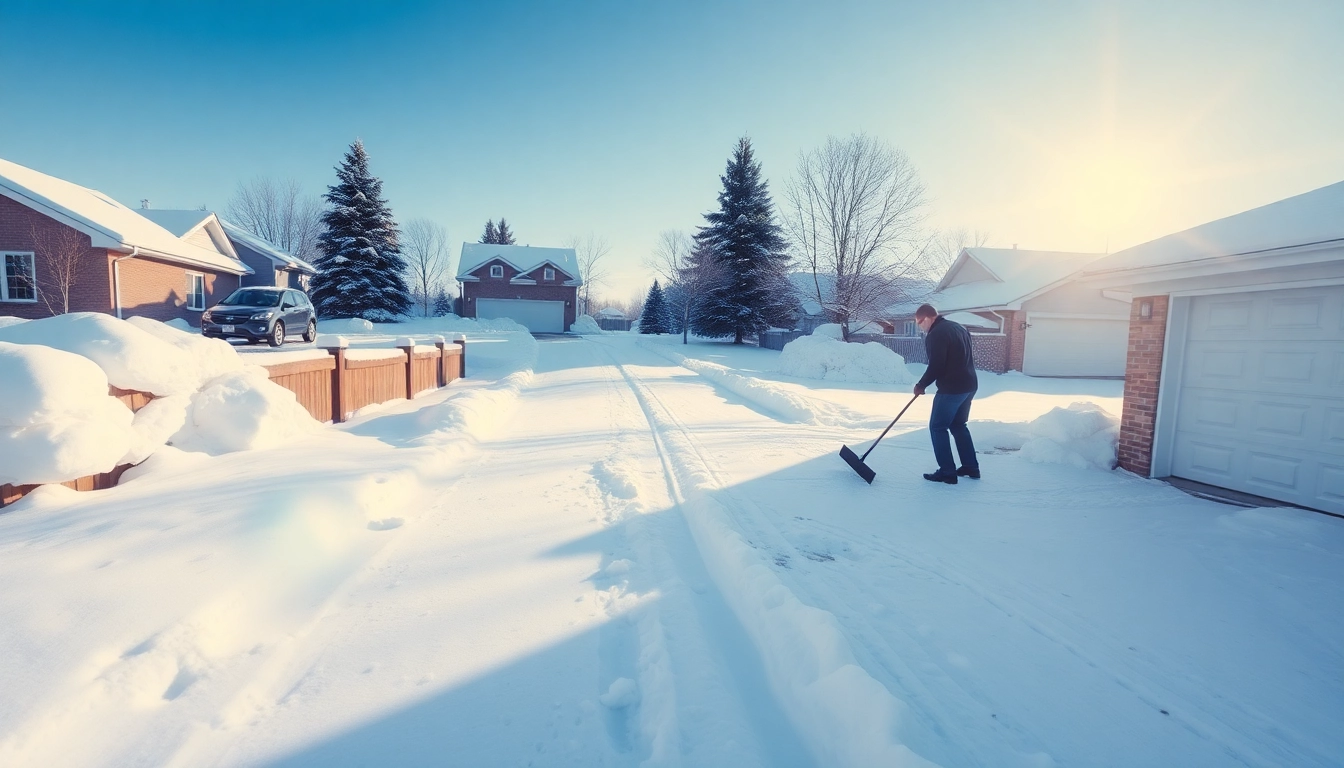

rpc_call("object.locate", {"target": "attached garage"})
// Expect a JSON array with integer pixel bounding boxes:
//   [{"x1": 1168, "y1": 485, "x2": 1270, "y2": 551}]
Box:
[
  {"x1": 476, "y1": 298, "x2": 566, "y2": 333},
  {"x1": 1082, "y1": 178, "x2": 1344, "y2": 515},
  {"x1": 1166, "y1": 287, "x2": 1344, "y2": 514},
  {"x1": 1023, "y1": 315, "x2": 1129, "y2": 376}
]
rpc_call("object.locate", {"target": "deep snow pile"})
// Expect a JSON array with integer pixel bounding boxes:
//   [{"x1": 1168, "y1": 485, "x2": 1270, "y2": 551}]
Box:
[
  {"x1": 0, "y1": 342, "x2": 133, "y2": 485},
  {"x1": 0, "y1": 312, "x2": 240, "y2": 396},
  {"x1": 777, "y1": 333, "x2": 915, "y2": 384},
  {"x1": 571, "y1": 314, "x2": 604, "y2": 334},
  {"x1": 1019, "y1": 401, "x2": 1120, "y2": 469},
  {"x1": 0, "y1": 314, "x2": 319, "y2": 484},
  {"x1": 0, "y1": 316, "x2": 27, "y2": 329}
]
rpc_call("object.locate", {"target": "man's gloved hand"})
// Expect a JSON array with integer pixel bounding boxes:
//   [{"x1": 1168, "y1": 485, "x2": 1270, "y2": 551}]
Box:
[{"x1": 913, "y1": 384, "x2": 925, "y2": 396}]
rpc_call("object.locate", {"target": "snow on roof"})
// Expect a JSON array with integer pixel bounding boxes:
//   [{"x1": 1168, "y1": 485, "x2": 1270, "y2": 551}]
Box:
[
  {"x1": 942, "y1": 311, "x2": 1001, "y2": 331},
  {"x1": 926, "y1": 247, "x2": 1104, "y2": 312},
  {"x1": 597, "y1": 307, "x2": 626, "y2": 318},
  {"x1": 135, "y1": 208, "x2": 212, "y2": 237},
  {"x1": 0, "y1": 157, "x2": 252, "y2": 275},
  {"x1": 218, "y1": 219, "x2": 317, "y2": 274},
  {"x1": 1083, "y1": 179, "x2": 1344, "y2": 275},
  {"x1": 457, "y1": 243, "x2": 581, "y2": 283}
]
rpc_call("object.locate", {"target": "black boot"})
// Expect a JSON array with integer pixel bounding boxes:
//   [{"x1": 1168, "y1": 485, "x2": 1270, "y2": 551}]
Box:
[
  {"x1": 957, "y1": 466, "x2": 980, "y2": 479},
  {"x1": 923, "y1": 471, "x2": 957, "y2": 484}
]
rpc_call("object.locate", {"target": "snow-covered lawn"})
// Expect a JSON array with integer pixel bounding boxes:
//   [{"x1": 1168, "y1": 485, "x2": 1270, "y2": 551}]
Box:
[{"x1": 0, "y1": 330, "x2": 1339, "y2": 767}]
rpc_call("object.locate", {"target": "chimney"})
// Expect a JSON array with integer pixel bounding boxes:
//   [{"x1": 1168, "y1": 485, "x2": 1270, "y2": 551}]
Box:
[{"x1": 140, "y1": 199, "x2": 150, "y2": 209}]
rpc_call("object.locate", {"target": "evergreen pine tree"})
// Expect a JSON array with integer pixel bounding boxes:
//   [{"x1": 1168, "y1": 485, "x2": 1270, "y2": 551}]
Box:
[
  {"x1": 310, "y1": 140, "x2": 412, "y2": 320},
  {"x1": 480, "y1": 220, "x2": 498, "y2": 244},
  {"x1": 433, "y1": 287, "x2": 452, "y2": 317},
  {"x1": 691, "y1": 137, "x2": 796, "y2": 343},
  {"x1": 640, "y1": 280, "x2": 671, "y2": 334},
  {"x1": 496, "y1": 218, "x2": 517, "y2": 245}
]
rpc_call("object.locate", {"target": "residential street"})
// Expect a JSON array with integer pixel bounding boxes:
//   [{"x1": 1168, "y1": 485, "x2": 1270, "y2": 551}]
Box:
[{"x1": 1, "y1": 333, "x2": 1340, "y2": 767}]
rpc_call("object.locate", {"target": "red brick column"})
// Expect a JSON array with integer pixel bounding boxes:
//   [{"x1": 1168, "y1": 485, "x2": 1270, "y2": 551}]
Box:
[
  {"x1": 1117, "y1": 296, "x2": 1169, "y2": 476},
  {"x1": 1005, "y1": 310, "x2": 1027, "y2": 372}
]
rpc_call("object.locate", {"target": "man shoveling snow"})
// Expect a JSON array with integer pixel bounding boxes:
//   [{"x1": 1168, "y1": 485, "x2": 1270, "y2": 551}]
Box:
[{"x1": 913, "y1": 304, "x2": 981, "y2": 484}]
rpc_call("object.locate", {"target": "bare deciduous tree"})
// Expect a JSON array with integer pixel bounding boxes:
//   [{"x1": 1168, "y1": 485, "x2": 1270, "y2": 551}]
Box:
[
  {"x1": 30, "y1": 224, "x2": 94, "y2": 315},
  {"x1": 226, "y1": 177, "x2": 324, "y2": 261},
  {"x1": 647, "y1": 228, "x2": 705, "y2": 344},
  {"x1": 783, "y1": 133, "x2": 941, "y2": 340},
  {"x1": 567, "y1": 233, "x2": 610, "y2": 317},
  {"x1": 401, "y1": 218, "x2": 451, "y2": 317}
]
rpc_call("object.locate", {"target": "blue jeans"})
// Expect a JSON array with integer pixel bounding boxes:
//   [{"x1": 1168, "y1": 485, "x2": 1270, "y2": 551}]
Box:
[{"x1": 929, "y1": 391, "x2": 978, "y2": 475}]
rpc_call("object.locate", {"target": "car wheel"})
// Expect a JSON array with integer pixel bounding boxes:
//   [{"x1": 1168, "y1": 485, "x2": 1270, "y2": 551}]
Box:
[
  {"x1": 269, "y1": 321, "x2": 286, "y2": 347},
  {"x1": 303, "y1": 319, "x2": 317, "y2": 343}
]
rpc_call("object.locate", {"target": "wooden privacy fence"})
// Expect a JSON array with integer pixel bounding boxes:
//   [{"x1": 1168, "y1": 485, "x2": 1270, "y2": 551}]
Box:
[{"x1": 0, "y1": 336, "x2": 468, "y2": 508}]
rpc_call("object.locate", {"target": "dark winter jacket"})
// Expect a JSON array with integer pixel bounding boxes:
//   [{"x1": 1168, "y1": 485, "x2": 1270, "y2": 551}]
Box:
[{"x1": 916, "y1": 316, "x2": 978, "y2": 394}]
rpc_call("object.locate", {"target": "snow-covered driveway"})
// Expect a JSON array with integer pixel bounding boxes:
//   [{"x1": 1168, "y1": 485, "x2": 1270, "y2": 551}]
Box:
[{"x1": 1, "y1": 333, "x2": 1340, "y2": 767}]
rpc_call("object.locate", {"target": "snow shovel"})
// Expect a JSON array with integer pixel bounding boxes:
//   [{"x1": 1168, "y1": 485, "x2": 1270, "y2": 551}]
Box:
[{"x1": 840, "y1": 393, "x2": 920, "y2": 484}]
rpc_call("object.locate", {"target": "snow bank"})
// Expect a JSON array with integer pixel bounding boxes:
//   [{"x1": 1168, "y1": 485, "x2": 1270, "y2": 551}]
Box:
[
  {"x1": 0, "y1": 313, "x2": 218, "y2": 396},
  {"x1": 0, "y1": 342, "x2": 133, "y2": 485},
  {"x1": 122, "y1": 395, "x2": 189, "y2": 465},
  {"x1": 171, "y1": 368, "x2": 319, "y2": 455},
  {"x1": 777, "y1": 334, "x2": 914, "y2": 384},
  {"x1": 0, "y1": 316, "x2": 27, "y2": 329},
  {"x1": 321, "y1": 318, "x2": 374, "y2": 333},
  {"x1": 571, "y1": 314, "x2": 604, "y2": 335},
  {"x1": 813, "y1": 323, "x2": 846, "y2": 339},
  {"x1": 379, "y1": 315, "x2": 529, "y2": 334},
  {"x1": 1019, "y1": 402, "x2": 1119, "y2": 470},
  {"x1": 125, "y1": 316, "x2": 243, "y2": 384}
]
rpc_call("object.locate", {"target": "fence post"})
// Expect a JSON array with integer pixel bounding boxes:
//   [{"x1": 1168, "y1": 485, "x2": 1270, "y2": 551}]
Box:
[
  {"x1": 432, "y1": 335, "x2": 447, "y2": 387},
  {"x1": 318, "y1": 334, "x2": 349, "y2": 423},
  {"x1": 454, "y1": 334, "x2": 467, "y2": 378},
  {"x1": 397, "y1": 336, "x2": 415, "y2": 400}
]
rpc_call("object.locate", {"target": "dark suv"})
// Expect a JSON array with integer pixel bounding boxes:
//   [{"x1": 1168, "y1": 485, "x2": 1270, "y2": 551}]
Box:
[{"x1": 202, "y1": 287, "x2": 317, "y2": 347}]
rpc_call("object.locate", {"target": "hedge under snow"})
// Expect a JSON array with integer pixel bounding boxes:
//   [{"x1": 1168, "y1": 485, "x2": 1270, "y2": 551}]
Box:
[{"x1": 777, "y1": 333, "x2": 915, "y2": 385}]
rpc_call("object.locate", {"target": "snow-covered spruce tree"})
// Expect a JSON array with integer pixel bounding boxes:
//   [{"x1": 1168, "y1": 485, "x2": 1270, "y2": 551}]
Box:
[
  {"x1": 311, "y1": 140, "x2": 411, "y2": 320},
  {"x1": 433, "y1": 287, "x2": 452, "y2": 316},
  {"x1": 480, "y1": 219, "x2": 498, "y2": 244},
  {"x1": 640, "y1": 280, "x2": 671, "y2": 334},
  {"x1": 496, "y1": 218, "x2": 517, "y2": 245},
  {"x1": 692, "y1": 137, "x2": 796, "y2": 343}
]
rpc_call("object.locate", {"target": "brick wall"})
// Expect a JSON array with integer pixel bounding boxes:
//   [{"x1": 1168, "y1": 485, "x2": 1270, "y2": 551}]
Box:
[
  {"x1": 118, "y1": 255, "x2": 240, "y2": 323},
  {"x1": 1117, "y1": 295, "x2": 1169, "y2": 476},
  {"x1": 1003, "y1": 310, "x2": 1027, "y2": 371},
  {"x1": 0, "y1": 195, "x2": 112, "y2": 318},
  {"x1": 461, "y1": 258, "x2": 578, "y2": 328}
]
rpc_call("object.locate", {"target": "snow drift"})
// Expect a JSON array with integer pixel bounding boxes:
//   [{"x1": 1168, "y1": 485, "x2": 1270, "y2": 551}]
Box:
[
  {"x1": 0, "y1": 342, "x2": 133, "y2": 485},
  {"x1": 571, "y1": 314, "x2": 604, "y2": 335},
  {"x1": 777, "y1": 333, "x2": 915, "y2": 384},
  {"x1": 171, "y1": 368, "x2": 319, "y2": 455},
  {"x1": 1019, "y1": 402, "x2": 1120, "y2": 470}
]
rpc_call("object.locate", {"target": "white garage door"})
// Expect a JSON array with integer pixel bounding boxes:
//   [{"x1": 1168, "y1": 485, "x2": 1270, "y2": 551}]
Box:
[
  {"x1": 476, "y1": 298, "x2": 565, "y2": 333},
  {"x1": 1171, "y1": 286, "x2": 1344, "y2": 514},
  {"x1": 1023, "y1": 316, "x2": 1129, "y2": 377}
]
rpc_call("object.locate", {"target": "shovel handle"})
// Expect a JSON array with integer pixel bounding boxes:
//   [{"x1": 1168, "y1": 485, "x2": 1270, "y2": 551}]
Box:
[{"x1": 860, "y1": 393, "x2": 921, "y2": 462}]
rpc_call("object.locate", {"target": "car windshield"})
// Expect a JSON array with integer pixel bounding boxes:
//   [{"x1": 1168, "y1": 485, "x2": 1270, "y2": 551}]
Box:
[{"x1": 219, "y1": 289, "x2": 283, "y2": 307}]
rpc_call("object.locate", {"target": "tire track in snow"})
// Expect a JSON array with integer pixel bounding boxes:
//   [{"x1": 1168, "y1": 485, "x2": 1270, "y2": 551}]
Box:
[{"x1": 600, "y1": 342, "x2": 940, "y2": 768}]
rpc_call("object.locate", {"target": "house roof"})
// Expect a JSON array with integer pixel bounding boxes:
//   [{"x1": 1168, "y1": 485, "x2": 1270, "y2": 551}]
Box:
[
  {"x1": 790, "y1": 271, "x2": 929, "y2": 318},
  {"x1": 218, "y1": 219, "x2": 317, "y2": 274},
  {"x1": 457, "y1": 243, "x2": 581, "y2": 284},
  {"x1": 0, "y1": 157, "x2": 252, "y2": 275},
  {"x1": 597, "y1": 307, "x2": 626, "y2": 318},
  {"x1": 1082, "y1": 179, "x2": 1344, "y2": 276},
  {"x1": 135, "y1": 208, "x2": 213, "y2": 237},
  {"x1": 922, "y1": 247, "x2": 1105, "y2": 312}
]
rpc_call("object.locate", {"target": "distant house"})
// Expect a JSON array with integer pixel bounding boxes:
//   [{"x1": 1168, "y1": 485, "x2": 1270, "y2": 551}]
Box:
[
  {"x1": 136, "y1": 209, "x2": 316, "y2": 290},
  {"x1": 596, "y1": 306, "x2": 630, "y2": 331},
  {"x1": 456, "y1": 243, "x2": 581, "y2": 332},
  {"x1": 1082, "y1": 180, "x2": 1344, "y2": 516},
  {"x1": 889, "y1": 248, "x2": 1130, "y2": 376},
  {"x1": 787, "y1": 272, "x2": 925, "y2": 334},
  {"x1": 0, "y1": 157, "x2": 252, "y2": 323}
]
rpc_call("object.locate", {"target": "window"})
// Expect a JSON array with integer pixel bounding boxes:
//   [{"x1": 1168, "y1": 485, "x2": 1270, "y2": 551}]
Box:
[
  {"x1": 902, "y1": 320, "x2": 917, "y2": 337},
  {"x1": 1, "y1": 251, "x2": 36, "y2": 302},
  {"x1": 186, "y1": 273, "x2": 206, "y2": 310},
  {"x1": 544, "y1": 267, "x2": 555, "y2": 281},
  {"x1": 490, "y1": 264, "x2": 504, "y2": 278}
]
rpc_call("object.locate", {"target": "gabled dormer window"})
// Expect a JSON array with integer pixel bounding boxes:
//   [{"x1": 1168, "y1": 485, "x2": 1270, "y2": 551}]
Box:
[
  {"x1": 544, "y1": 268, "x2": 555, "y2": 281},
  {"x1": 490, "y1": 264, "x2": 504, "y2": 278}
]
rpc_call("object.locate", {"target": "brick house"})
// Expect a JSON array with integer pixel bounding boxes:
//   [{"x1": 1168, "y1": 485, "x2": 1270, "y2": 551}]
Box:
[
  {"x1": 456, "y1": 243, "x2": 581, "y2": 332},
  {"x1": 885, "y1": 247, "x2": 1131, "y2": 376},
  {"x1": 1081, "y1": 180, "x2": 1344, "y2": 516},
  {"x1": 137, "y1": 208, "x2": 316, "y2": 290},
  {"x1": 0, "y1": 157, "x2": 251, "y2": 323}
]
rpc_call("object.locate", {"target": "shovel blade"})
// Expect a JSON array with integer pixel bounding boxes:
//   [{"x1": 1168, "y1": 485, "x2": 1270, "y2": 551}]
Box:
[{"x1": 839, "y1": 445, "x2": 876, "y2": 484}]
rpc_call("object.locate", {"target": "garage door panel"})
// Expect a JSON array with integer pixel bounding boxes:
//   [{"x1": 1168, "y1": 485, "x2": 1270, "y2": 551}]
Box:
[
  {"x1": 475, "y1": 298, "x2": 564, "y2": 333},
  {"x1": 1173, "y1": 286, "x2": 1344, "y2": 514}
]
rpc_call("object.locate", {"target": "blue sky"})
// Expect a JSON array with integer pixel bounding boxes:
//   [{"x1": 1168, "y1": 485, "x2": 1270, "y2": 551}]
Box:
[{"x1": 3, "y1": 0, "x2": 1342, "y2": 299}]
